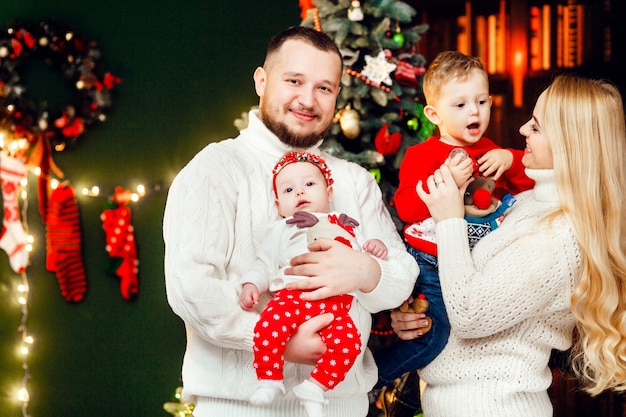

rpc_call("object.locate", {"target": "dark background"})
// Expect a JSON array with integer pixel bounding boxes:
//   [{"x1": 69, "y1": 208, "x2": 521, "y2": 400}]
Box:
[
  {"x1": 0, "y1": 0, "x2": 623, "y2": 416},
  {"x1": 0, "y1": 1, "x2": 299, "y2": 416}
]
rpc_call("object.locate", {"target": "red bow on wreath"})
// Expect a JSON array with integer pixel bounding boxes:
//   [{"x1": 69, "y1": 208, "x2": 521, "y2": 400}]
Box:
[
  {"x1": 101, "y1": 186, "x2": 139, "y2": 300},
  {"x1": 54, "y1": 111, "x2": 85, "y2": 138}
]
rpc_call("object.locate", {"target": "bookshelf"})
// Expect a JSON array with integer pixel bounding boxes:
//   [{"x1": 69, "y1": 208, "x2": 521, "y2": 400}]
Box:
[{"x1": 408, "y1": 0, "x2": 624, "y2": 150}]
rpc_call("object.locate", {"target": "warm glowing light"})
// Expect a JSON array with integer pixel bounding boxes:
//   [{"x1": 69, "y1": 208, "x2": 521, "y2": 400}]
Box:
[
  {"x1": 81, "y1": 186, "x2": 100, "y2": 197},
  {"x1": 18, "y1": 296, "x2": 27, "y2": 305},
  {"x1": 511, "y1": 50, "x2": 525, "y2": 108},
  {"x1": 33, "y1": 167, "x2": 41, "y2": 176},
  {"x1": 17, "y1": 387, "x2": 29, "y2": 402},
  {"x1": 23, "y1": 335, "x2": 34, "y2": 344},
  {"x1": 50, "y1": 178, "x2": 59, "y2": 189},
  {"x1": 17, "y1": 284, "x2": 28, "y2": 293},
  {"x1": 20, "y1": 345, "x2": 29, "y2": 356},
  {"x1": 80, "y1": 182, "x2": 162, "y2": 202}
]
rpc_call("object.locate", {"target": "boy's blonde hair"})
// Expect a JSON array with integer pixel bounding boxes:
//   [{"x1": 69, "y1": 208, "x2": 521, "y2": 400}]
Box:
[{"x1": 423, "y1": 51, "x2": 488, "y2": 104}]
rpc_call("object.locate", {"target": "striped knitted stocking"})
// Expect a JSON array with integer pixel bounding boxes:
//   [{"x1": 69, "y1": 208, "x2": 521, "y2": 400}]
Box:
[{"x1": 45, "y1": 184, "x2": 87, "y2": 302}]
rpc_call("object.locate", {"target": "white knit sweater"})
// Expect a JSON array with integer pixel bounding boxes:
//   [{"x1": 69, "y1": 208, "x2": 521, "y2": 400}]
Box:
[
  {"x1": 420, "y1": 169, "x2": 581, "y2": 417},
  {"x1": 163, "y1": 111, "x2": 418, "y2": 417}
]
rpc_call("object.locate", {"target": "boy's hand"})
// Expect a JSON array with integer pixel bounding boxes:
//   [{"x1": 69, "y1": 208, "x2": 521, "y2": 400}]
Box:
[
  {"x1": 446, "y1": 151, "x2": 474, "y2": 187},
  {"x1": 478, "y1": 149, "x2": 513, "y2": 180}
]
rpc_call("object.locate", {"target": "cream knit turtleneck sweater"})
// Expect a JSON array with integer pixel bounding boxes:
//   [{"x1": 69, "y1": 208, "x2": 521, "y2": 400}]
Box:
[
  {"x1": 420, "y1": 169, "x2": 582, "y2": 417},
  {"x1": 164, "y1": 111, "x2": 418, "y2": 417}
]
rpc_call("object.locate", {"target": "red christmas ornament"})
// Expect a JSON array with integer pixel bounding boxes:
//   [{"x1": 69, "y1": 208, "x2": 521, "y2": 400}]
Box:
[
  {"x1": 395, "y1": 60, "x2": 418, "y2": 87},
  {"x1": 395, "y1": 60, "x2": 426, "y2": 88},
  {"x1": 374, "y1": 124, "x2": 402, "y2": 155},
  {"x1": 299, "y1": 0, "x2": 315, "y2": 19},
  {"x1": 101, "y1": 186, "x2": 139, "y2": 300}
]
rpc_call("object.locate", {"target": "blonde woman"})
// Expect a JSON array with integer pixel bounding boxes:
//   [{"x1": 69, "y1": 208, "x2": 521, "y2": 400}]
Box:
[{"x1": 390, "y1": 74, "x2": 626, "y2": 417}]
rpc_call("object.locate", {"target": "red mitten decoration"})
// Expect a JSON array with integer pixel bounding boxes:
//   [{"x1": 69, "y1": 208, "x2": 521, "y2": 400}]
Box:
[
  {"x1": 45, "y1": 184, "x2": 87, "y2": 302},
  {"x1": 101, "y1": 188, "x2": 139, "y2": 300}
]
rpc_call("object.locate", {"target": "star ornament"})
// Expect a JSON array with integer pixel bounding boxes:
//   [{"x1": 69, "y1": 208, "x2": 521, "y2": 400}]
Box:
[{"x1": 361, "y1": 51, "x2": 397, "y2": 86}]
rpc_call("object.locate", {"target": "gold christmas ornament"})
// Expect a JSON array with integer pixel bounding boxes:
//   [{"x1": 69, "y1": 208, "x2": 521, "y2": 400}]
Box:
[{"x1": 335, "y1": 104, "x2": 361, "y2": 139}]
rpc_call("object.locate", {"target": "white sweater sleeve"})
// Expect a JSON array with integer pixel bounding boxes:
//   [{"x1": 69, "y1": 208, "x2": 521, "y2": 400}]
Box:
[
  {"x1": 163, "y1": 147, "x2": 258, "y2": 351},
  {"x1": 238, "y1": 225, "x2": 284, "y2": 293}
]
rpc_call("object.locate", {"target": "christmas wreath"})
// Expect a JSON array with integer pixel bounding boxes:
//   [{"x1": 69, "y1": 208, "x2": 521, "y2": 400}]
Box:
[{"x1": 0, "y1": 20, "x2": 120, "y2": 152}]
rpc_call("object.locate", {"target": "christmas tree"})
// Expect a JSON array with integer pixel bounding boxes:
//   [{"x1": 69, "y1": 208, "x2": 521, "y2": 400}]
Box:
[{"x1": 299, "y1": 0, "x2": 434, "y2": 230}]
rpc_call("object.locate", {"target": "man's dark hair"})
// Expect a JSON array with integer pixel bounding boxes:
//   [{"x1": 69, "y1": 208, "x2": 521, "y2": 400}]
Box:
[{"x1": 265, "y1": 26, "x2": 342, "y2": 64}]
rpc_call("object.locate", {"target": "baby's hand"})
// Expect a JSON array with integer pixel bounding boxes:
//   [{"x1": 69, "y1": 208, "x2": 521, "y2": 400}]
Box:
[
  {"x1": 362, "y1": 238, "x2": 388, "y2": 260},
  {"x1": 478, "y1": 149, "x2": 512, "y2": 180},
  {"x1": 239, "y1": 283, "x2": 260, "y2": 310},
  {"x1": 446, "y1": 149, "x2": 474, "y2": 187}
]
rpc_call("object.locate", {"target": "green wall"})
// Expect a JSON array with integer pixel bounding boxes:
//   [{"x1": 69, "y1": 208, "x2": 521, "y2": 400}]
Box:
[{"x1": 0, "y1": 1, "x2": 300, "y2": 416}]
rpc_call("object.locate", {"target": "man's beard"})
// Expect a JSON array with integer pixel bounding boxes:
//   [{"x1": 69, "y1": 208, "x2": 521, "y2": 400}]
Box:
[{"x1": 260, "y1": 108, "x2": 329, "y2": 149}]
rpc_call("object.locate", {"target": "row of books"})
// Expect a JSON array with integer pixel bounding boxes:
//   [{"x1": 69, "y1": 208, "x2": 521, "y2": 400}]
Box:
[{"x1": 454, "y1": 1, "x2": 610, "y2": 74}]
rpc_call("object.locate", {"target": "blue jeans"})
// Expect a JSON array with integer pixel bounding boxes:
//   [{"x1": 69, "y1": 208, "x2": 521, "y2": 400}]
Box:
[{"x1": 373, "y1": 246, "x2": 450, "y2": 385}]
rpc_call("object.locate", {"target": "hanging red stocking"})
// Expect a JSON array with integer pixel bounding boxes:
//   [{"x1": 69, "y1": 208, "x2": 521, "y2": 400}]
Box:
[
  {"x1": 45, "y1": 184, "x2": 87, "y2": 302},
  {"x1": 0, "y1": 152, "x2": 29, "y2": 273},
  {"x1": 101, "y1": 187, "x2": 139, "y2": 300}
]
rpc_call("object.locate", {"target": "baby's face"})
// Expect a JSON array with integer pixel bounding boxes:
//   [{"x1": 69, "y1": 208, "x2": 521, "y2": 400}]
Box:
[{"x1": 274, "y1": 162, "x2": 332, "y2": 217}]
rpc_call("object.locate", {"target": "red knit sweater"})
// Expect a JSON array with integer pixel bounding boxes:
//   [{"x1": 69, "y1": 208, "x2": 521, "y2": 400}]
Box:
[{"x1": 395, "y1": 136, "x2": 535, "y2": 255}]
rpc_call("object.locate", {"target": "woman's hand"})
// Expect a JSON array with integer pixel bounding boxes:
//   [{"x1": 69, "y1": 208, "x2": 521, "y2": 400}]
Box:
[
  {"x1": 284, "y1": 313, "x2": 333, "y2": 365},
  {"x1": 416, "y1": 164, "x2": 469, "y2": 222},
  {"x1": 285, "y1": 238, "x2": 381, "y2": 300},
  {"x1": 390, "y1": 309, "x2": 431, "y2": 340}
]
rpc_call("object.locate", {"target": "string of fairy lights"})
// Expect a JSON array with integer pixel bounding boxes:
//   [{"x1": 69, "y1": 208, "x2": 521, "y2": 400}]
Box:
[
  {"x1": 0, "y1": 133, "x2": 33, "y2": 417},
  {"x1": 1, "y1": 132, "x2": 157, "y2": 416}
]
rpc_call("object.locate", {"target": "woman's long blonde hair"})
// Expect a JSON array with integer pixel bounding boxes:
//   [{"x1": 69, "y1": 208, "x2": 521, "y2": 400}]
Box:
[{"x1": 542, "y1": 74, "x2": 626, "y2": 395}]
